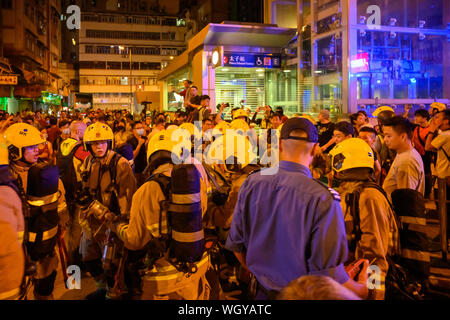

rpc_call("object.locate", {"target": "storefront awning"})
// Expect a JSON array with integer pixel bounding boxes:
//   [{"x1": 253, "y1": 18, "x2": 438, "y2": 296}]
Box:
[
  {"x1": 158, "y1": 51, "x2": 189, "y2": 81},
  {"x1": 189, "y1": 23, "x2": 297, "y2": 50}
]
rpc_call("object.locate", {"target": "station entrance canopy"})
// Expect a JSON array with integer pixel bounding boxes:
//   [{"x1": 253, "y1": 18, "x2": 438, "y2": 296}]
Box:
[{"x1": 158, "y1": 22, "x2": 297, "y2": 81}]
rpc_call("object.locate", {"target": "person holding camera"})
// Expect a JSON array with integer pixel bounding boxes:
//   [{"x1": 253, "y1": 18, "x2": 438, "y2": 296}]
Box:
[
  {"x1": 251, "y1": 106, "x2": 272, "y2": 129},
  {"x1": 78, "y1": 122, "x2": 136, "y2": 300}
]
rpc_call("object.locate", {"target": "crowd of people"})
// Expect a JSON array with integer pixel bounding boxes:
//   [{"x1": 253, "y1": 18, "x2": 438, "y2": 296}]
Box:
[{"x1": 0, "y1": 85, "x2": 449, "y2": 301}]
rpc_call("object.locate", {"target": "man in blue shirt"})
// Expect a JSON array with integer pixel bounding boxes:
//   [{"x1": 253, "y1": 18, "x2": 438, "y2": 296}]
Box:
[{"x1": 226, "y1": 117, "x2": 368, "y2": 299}]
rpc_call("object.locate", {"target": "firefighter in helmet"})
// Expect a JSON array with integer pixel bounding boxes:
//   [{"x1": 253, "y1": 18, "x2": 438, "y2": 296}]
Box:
[
  {"x1": 79, "y1": 122, "x2": 136, "y2": 300},
  {"x1": 0, "y1": 131, "x2": 25, "y2": 300},
  {"x1": 108, "y1": 128, "x2": 213, "y2": 299},
  {"x1": 329, "y1": 138, "x2": 400, "y2": 300},
  {"x1": 203, "y1": 130, "x2": 259, "y2": 295},
  {"x1": 429, "y1": 102, "x2": 446, "y2": 116},
  {"x1": 5, "y1": 123, "x2": 68, "y2": 300}
]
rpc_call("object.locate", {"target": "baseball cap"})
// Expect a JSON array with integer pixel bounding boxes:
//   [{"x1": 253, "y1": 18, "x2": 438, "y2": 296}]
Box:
[{"x1": 280, "y1": 117, "x2": 318, "y2": 143}]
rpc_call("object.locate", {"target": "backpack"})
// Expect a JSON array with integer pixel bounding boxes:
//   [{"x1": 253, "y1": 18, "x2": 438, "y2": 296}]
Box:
[
  {"x1": 56, "y1": 139, "x2": 82, "y2": 203},
  {"x1": 345, "y1": 181, "x2": 400, "y2": 253},
  {"x1": 346, "y1": 181, "x2": 430, "y2": 300},
  {"x1": 25, "y1": 163, "x2": 60, "y2": 261},
  {"x1": 146, "y1": 164, "x2": 205, "y2": 274}
]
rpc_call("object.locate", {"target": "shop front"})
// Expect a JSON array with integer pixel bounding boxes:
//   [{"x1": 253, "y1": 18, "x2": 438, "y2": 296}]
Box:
[
  {"x1": 295, "y1": 0, "x2": 450, "y2": 118},
  {"x1": 158, "y1": 23, "x2": 297, "y2": 115}
]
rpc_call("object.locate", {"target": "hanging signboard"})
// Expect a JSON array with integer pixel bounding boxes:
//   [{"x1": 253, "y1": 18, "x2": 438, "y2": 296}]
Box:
[
  {"x1": 222, "y1": 53, "x2": 281, "y2": 69},
  {"x1": 0, "y1": 75, "x2": 18, "y2": 85}
]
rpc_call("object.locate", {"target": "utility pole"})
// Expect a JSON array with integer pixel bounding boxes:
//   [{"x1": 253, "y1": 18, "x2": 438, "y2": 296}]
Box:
[{"x1": 129, "y1": 47, "x2": 133, "y2": 114}]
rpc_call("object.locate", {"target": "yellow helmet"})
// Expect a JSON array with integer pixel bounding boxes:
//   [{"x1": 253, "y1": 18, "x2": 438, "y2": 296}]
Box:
[
  {"x1": 299, "y1": 114, "x2": 315, "y2": 125},
  {"x1": 230, "y1": 119, "x2": 250, "y2": 132},
  {"x1": 146, "y1": 128, "x2": 190, "y2": 166},
  {"x1": 83, "y1": 122, "x2": 114, "y2": 149},
  {"x1": 166, "y1": 124, "x2": 179, "y2": 130},
  {"x1": 0, "y1": 135, "x2": 9, "y2": 165},
  {"x1": 430, "y1": 102, "x2": 446, "y2": 113},
  {"x1": 213, "y1": 121, "x2": 231, "y2": 133},
  {"x1": 4, "y1": 123, "x2": 46, "y2": 161},
  {"x1": 329, "y1": 138, "x2": 374, "y2": 173},
  {"x1": 372, "y1": 106, "x2": 394, "y2": 117},
  {"x1": 233, "y1": 109, "x2": 249, "y2": 120},
  {"x1": 179, "y1": 122, "x2": 195, "y2": 136},
  {"x1": 206, "y1": 131, "x2": 256, "y2": 171}
]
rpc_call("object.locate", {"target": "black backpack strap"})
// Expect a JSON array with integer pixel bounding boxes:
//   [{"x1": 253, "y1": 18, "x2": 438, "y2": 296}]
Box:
[
  {"x1": 345, "y1": 186, "x2": 363, "y2": 251},
  {"x1": 147, "y1": 173, "x2": 172, "y2": 238},
  {"x1": 416, "y1": 127, "x2": 426, "y2": 148}
]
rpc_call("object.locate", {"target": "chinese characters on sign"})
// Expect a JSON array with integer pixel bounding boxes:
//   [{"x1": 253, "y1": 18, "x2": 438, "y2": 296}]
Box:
[
  {"x1": 0, "y1": 76, "x2": 18, "y2": 85},
  {"x1": 223, "y1": 53, "x2": 281, "y2": 68}
]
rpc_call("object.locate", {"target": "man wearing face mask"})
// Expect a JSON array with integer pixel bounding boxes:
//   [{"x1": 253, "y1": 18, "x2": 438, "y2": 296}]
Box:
[
  {"x1": 126, "y1": 121, "x2": 148, "y2": 188},
  {"x1": 5, "y1": 123, "x2": 69, "y2": 300},
  {"x1": 56, "y1": 121, "x2": 90, "y2": 266},
  {"x1": 79, "y1": 122, "x2": 136, "y2": 300}
]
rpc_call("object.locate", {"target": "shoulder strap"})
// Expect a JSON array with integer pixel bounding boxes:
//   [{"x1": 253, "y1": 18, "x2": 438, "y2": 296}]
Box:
[
  {"x1": 242, "y1": 164, "x2": 261, "y2": 176},
  {"x1": 147, "y1": 173, "x2": 172, "y2": 238},
  {"x1": 440, "y1": 146, "x2": 450, "y2": 161},
  {"x1": 362, "y1": 181, "x2": 395, "y2": 210},
  {"x1": 345, "y1": 186, "x2": 363, "y2": 249},
  {"x1": 203, "y1": 164, "x2": 228, "y2": 194},
  {"x1": 106, "y1": 152, "x2": 121, "y2": 187},
  {"x1": 416, "y1": 127, "x2": 426, "y2": 147}
]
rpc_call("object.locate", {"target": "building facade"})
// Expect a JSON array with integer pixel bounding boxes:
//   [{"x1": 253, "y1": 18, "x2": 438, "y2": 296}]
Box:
[
  {"x1": 75, "y1": 0, "x2": 187, "y2": 111},
  {"x1": 266, "y1": 0, "x2": 450, "y2": 118},
  {"x1": 1, "y1": 0, "x2": 62, "y2": 113}
]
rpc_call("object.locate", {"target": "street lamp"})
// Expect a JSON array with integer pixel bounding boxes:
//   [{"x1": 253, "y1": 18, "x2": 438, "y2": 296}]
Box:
[{"x1": 117, "y1": 45, "x2": 132, "y2": 113}]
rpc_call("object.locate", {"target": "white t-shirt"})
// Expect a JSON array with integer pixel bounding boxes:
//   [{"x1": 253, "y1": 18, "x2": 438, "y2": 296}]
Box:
[
  {"x1": 431, "y1": 130, "x2": 450, "y2": 179},
  {"x1": 382, "y1": 147, "x2": 425, "y2": 198}
]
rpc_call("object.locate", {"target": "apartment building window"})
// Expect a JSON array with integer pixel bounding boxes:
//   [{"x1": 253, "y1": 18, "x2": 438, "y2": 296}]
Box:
[
  {"x1": 2, "y1": 0, "x2": 12, "y2": 9},
  {"x1": 106, "y1": 62, "x2": 121, "y2": 69},
  {"x1": 86, "y1": 30, "x2": 161, "y2": 40},
  {"x1": 161, "y1": 47, "x2": 179, "y2": 56},
  {"x1": 145, "y1": 47, "x2": 160, "y2": 55},
  {"x1": 140, "y1": 62, "x2": 161, "y2": 70},
  {"x1": 162, "y1": 32, "x2": 176, "y2": 40},
  {"x1": 38, "y1": 44, "x2": 45, "y2": 59},
  {"x1": 81, "y1": 14, "x2": 99, "y2": 22},
  {"x1": 131, "y1": 47, "x2": 145, "y2": 55},
  {"x1": 52, "y1": 54, "x2": 58, "y2": 68},
  {"x1": 96, "y1": 46, "x2": 111, "y2": 54},
  {"x1": 139, "y1": 1, "x2": 147, "y2": 12},
  {"x1": 25, "y1": 31, "x2": 35, "y2": 53},
  {"x1": 121, "y1": 62, "x2": 139, "y2": 70},
  {"x1": 79, "y1": 61, "x2": 106, "y2": 69},
  {"x1": 161, "y1": 18, "x2": 177, "y2": 26},
  {"x1": 85, "y1": 45, "x2": 94, "y2": 53},
  {"x1": 106, "y1": 77, "x2": 121, "y2": 85}
]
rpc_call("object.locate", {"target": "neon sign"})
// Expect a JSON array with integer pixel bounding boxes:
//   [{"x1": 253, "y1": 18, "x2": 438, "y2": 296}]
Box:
[{"x1": 351, "y1": 53, "x2": 369, "y2": 73}]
